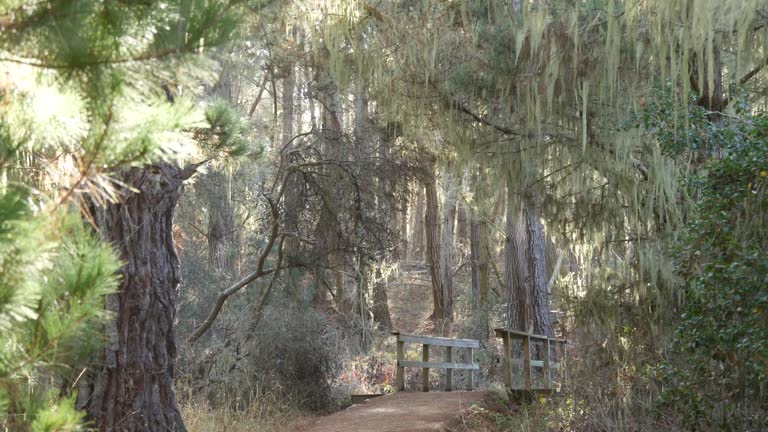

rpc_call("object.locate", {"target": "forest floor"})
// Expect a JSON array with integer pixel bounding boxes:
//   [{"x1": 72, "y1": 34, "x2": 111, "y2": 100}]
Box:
[{"x1": 300, "y1": 391, "x2": 489, "y2": 432}]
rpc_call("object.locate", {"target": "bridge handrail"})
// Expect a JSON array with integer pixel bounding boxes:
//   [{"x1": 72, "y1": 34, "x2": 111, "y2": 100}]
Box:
[
  {"x1": 494, "y1": 328, "x2": 568, "y2": 392},
  {"x1": 392, "y1": 332, "x2": 479, "y2": 392}
]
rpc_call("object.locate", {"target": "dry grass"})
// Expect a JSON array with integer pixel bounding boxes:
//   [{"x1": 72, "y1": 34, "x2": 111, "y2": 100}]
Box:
[{"x1": 180, "y1": 392, "x2": 315, "y2": 432}]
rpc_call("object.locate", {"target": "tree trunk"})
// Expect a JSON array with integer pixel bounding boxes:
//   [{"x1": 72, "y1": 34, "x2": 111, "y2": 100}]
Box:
[
  {"x1": 80, "y1": 163, "x2": 188, "y2": 432},
  {"x1": 424, "y1": 172, "x2": 452, "y2": 326},
  {"x1": 206, "y1": 169, "x2": 237, "y2": 275},
  {"x1": 504, "y1": 195, "x2": 528, "y2": 331},
  {"x1": 410, "y1": 185, "x2": 425, "y2": 261},
  {"x1": 282, "y1": 62, "x2": 300, "y2": 261},
  {"x1": 372, "y1": 268, "x2": 393, "y2": 331},
  {"x1": 438, "y1": 170, "x2": 456, "y2": 324},
  {"x1": 525, "y1": 201, "x2": 552, "y2": 336},
  {"x1": 455, "y1": 171, "x2": 468, "y2": 244},
  {"x1": 399, "y1": 205, "x2": 408, "y2": 261},
  {"x1": 456, "y1": 203, "x2": 468, "y2": 245},
  {"x1": 469, "y1": 213, "x2": 487, "y2": 310}
]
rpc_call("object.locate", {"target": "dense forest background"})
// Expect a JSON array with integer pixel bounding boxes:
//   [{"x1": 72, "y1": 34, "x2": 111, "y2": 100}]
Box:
[{"x1": 1, "y1": 0, "x2": 767, "y2": 431}]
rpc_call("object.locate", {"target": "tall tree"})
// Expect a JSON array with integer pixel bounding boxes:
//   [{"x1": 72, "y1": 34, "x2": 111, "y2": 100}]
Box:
[
  {"x1": 410, "y1": 186, "x2": 425, "y2": 260},
  {"x1": 79, "y1": 163, "x2": 192, "y2": 431},
  {"x1": 424, "y1": 166, "x2": 453, "y2": 326},
  {"x1": 469, "y1": 210, "x2": 488, "y2": 310},
  {"x1": 0, "y1": 1, "x2": 247, "y2": 430},
  {"x1": 503, "y1": 193, "x2": 528, "y2": 332},
  {"x1": 524, "y1": 199, "x2": 552, "y2": 337}
]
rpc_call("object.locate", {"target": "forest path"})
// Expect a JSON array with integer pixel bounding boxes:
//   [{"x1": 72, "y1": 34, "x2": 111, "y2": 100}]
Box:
[
  {"x1": 302, "y1": 391, "x2": 487, "y2": 432},
  {"x1": 389, "y1": 262, "x2": 434, "y2": 334}
]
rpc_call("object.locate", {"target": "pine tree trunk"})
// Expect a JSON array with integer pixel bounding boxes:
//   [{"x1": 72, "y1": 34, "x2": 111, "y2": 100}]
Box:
[
  {"x1": 80, "y1": 163, "x2": 187, "y2": 432},
  {"x1": 456, "y1": 204, "x2": 467, "y2": 244},
  {"x1": 399, "y1": 205, "x2": 409, "y2": 261},
  {"x1": 372, "y1": 268, "x2": 393, "y2": 331},
  {"x1": 504, "y1": 195, "x2": 528, "y2": 331},
  {"x1": 410, "y1": 186, "x2": 425, "y2": 261},
  {"x1": 282, "y1": 62, "x2": 299, "y2": 261},
  {"x1": 470, "y1": 210, "x2": 491, "y2": 308},
  {"x1": 206, "y1": 169, "x2": 237, "y2": 275},
  {"x1": 469, "y1": 215, "x2": 482, "y2": 310},
  {"x1": 424, "y1": 172, "x2": 452, "y2": 326},
  {"x1": 525, "y1": 201, "x2": 552, "y2": 336},
  {"x1": 425, "y1": 177, "x2": 443, "y2": 320},
  {"x1": 438, "y1": 170, "x2": 456, "y2": 324}
]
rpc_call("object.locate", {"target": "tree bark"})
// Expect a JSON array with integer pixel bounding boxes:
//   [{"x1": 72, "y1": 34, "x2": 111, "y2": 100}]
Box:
[
  {"x1": 424, "y1": 171, "x2": 452, "y2": 326},
  {"x1": 438, "y1": 170, "x2": 456, "y2": 323},
  {"x1": 525, "y1": 200, "x2": 552, "y2": 336},
  {"x1": 469, "y1": 213, "x2": 488, "y2": 310},
  {"x1": 504, "y1": 194, "x2": 528, "y2": 331},
  {"x1": 372, "y1": 268, "x2": 393, "y2": 331},
  {"x1": 398, "y1": 205, "x2": 408, "y2": 261},
  {"x1": 456, "y1": 203, "x2": 468, "y2": 244},
  {"x1": 410, "y1": 185, "x2": 425, "y2": 261},
  {"x1": 282, "y1": 61, "x2": 300, "y2": 262},
  {"x1": 80, "y1": 163, "x2": 187, "y2": 432},
  {"x1": 206, "y1": 169, "x2": 237, "y2": 275}
]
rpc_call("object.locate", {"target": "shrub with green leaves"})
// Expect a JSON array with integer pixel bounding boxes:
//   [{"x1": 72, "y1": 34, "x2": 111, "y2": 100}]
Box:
[{"x1": 652, "y1": 105, "x2": 768, "y2": 430}]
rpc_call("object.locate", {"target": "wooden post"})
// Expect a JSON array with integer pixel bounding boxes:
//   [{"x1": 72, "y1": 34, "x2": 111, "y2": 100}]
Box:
[
  {"x1": 523, "y1": 335, "x2": 531, "y2": 390},
  {"x1": 422, "y1": 344, "x2": 430, "y2": 392},
  {"x1": 467, "y1": 347, "x2": 474, "y2": 391},
  {"x1": 502, "y1": 331, "x2": 511, "y2": 390},
  {"x1": 445, "y1": 346, "x2": 453, "y2": 391},
  {"x1": 396, "y1": 339, "x2": 405, "y2": 391},
  {"x1": 544, "y1": 338, "x2": 551, "y2": 389}
]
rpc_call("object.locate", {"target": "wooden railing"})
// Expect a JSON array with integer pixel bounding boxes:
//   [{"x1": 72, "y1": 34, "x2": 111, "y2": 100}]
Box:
[
  {"x1": 494, "y1": 328, "x2": 567, "y2": 392},
  {"x1": 392, "y1": 332, "x2": 480, "y2": 392}
]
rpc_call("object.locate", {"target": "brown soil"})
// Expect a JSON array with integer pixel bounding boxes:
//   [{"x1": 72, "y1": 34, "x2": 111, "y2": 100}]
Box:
[{"x1": 301, "y1": 391, "x2": 488, "y2": 432}]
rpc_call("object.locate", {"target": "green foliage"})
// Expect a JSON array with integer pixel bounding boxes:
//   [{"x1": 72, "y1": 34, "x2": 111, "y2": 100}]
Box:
[
  {"x1": 0, "y1": 187, "x2": 119, "y2": 431},
  {"x1": 1, "y1": 0, "x2": 256, "y2": 429},
  {"x1": 656, "y1": 110, "x2": 768, "y2": 430},
  {"x1": 202, "y1": 100, "x2": 257, "y2": 158},
  {"x1": 625, "y1": 86, "x2": 711, "y2": 156}
]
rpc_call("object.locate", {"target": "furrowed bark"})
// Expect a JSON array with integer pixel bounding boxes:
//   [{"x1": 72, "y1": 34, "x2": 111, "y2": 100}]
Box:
[
  {"x1": 80, "y1": 163, "x2": 187, "y2": 432},
  {"x1": 525, "y1": 201, "x2": 552, "y2": 337}
]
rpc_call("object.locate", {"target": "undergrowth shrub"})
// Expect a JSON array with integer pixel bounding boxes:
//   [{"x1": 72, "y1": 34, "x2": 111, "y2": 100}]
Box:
[{"x1": 240, "y1": 304, "x2": 342, "y2": 411}]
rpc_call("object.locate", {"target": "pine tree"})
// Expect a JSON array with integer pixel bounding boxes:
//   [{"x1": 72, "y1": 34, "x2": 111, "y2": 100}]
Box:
[{"x1": 1, "y1": 0, "x2": 251, "y2": 430}]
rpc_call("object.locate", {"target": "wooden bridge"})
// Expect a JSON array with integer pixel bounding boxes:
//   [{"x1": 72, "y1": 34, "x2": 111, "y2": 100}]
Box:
[
  {"x1": 494, "y1": 328, "x2": 568, "y2": 394},
  {"x1": 303, "y1": 329, "x2": 567, "y2": 431},
  {"x1": 393, "y1": 331, "x2": 479, "y2": 392}
]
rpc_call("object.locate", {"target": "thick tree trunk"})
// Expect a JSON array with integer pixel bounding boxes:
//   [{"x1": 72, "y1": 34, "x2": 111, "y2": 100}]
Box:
[
  {"x1": 424, "y1": 173, "x2": 452, "y2": 326},
  {"x1": 504, "y1": 195, "x2": 528, "y2": 332},
  {"x1": 525, "y1": 201, "x2": 552, "y2": 336},
  {"x1": 80, "y1": 163, "x2": 187, "y2": 432}
]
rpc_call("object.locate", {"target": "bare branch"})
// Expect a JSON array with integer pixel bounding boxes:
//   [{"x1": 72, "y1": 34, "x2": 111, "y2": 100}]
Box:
[{"x1": 187, "y1": 182, "x2": 285, "y2": 343}]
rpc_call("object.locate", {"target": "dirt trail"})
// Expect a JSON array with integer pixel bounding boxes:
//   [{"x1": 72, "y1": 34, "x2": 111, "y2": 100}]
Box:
[{"x1": 302, "y1": 391, "x2": 487, "y2": 432}]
